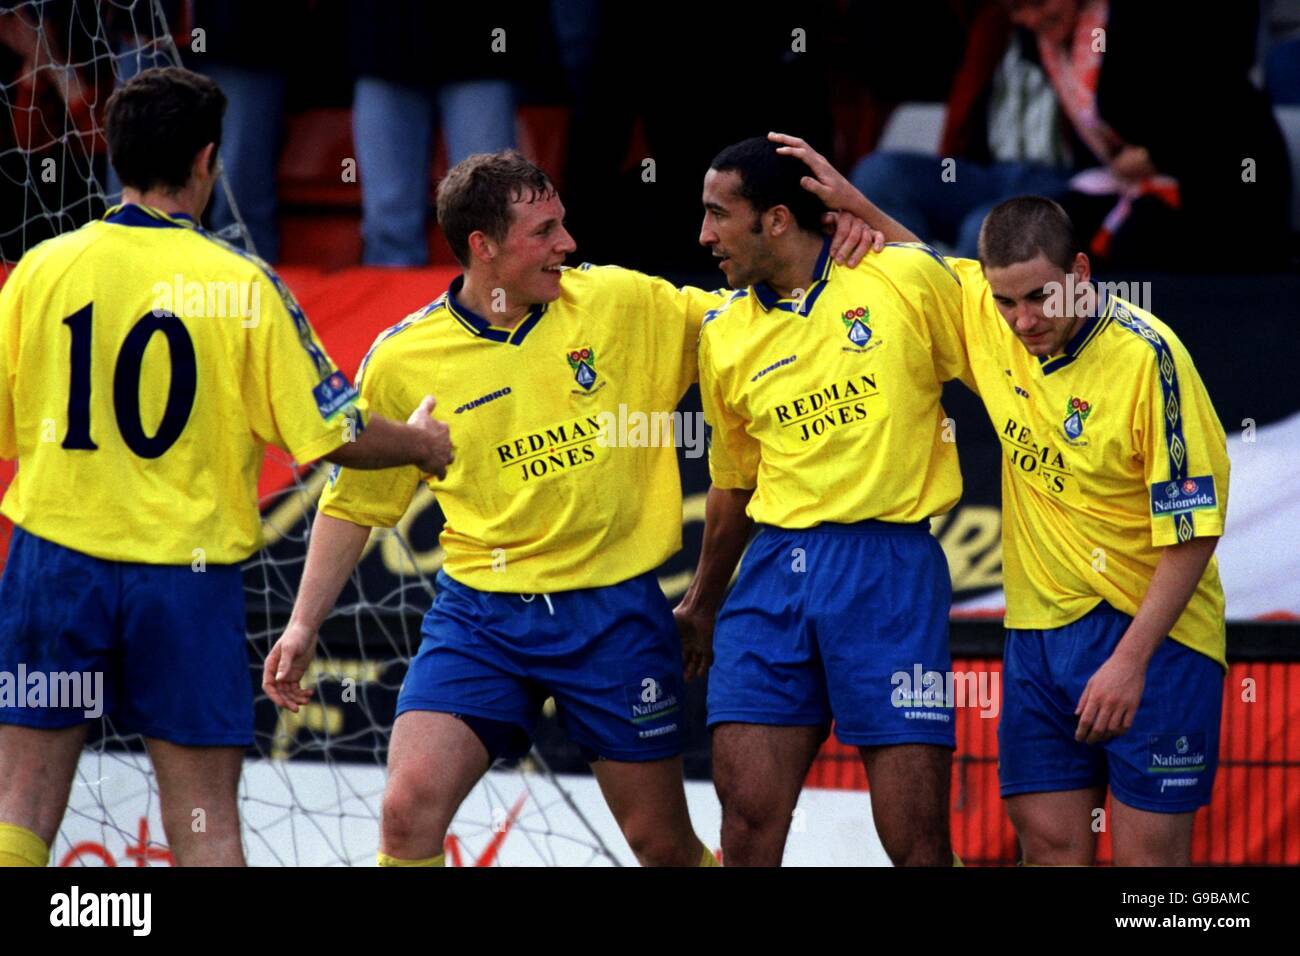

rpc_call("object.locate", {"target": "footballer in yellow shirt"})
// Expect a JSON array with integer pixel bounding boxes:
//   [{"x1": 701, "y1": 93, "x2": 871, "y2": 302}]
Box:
[
  {"x1": 954, "y1": 201, "x2": 1228, "y2": 866},
  {"x1": 772, "y1": 133, "x2": 1229, "y2": 866},
  {"x1": 0, "y1": 68, "x2": 449, "y2": 870},
  {"x1": 317, "y1": 259, "x2": 718, "y2": 593},
  {"x1": 675, "y1": 137, "x2": 970, "y2": 868},
  {"x1": 263, "y1": 146, "x2": 874, "y2": 868}
]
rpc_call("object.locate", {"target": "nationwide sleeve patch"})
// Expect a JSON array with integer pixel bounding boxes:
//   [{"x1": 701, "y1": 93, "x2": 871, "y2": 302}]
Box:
[
  {"x1": 312, "y1": 371, "x2": 359, "y2": 420},
  {"x1": 1150, "y1": 475, "x2": 1218, "y2": 517}
]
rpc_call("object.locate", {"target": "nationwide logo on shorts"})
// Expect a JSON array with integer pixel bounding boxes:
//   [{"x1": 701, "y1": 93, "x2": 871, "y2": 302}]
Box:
[
  {"x1": 1147, "y1": 732, "x2": 1207, "y2": 774},
  {"x1": 840, "y1": 306, "x2": 878, "y2": 352},
  {"x1": 629, "y1": 677, "x2": 680, "y2": 738},
  {"x1": 1063, "y1": 395, "x2": 1093, "y2": 440},
  {"x1": 566, "y1": 346, "x2": 597, "y2": 391}
]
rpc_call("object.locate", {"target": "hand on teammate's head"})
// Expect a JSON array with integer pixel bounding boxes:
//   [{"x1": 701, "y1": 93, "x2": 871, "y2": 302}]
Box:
[{"x1": 769, "y1": 132, "x2": 858, "y2": 215}]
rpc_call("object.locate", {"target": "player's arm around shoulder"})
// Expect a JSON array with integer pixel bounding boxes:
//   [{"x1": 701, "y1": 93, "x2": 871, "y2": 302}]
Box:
[
  {"x1": 768, "y1": 131, "x2": 918, "y2": 244},
  {"x1": 769, "y1": 131, "x2": 983, "y2": 390},
  {"x1": 871, "y1": 242, "x2": 973, "y2": 388},
  {"x1": 572, "y1": 261, "x2": 727, "y2": 390},
  {"x1": 241, "y1": 263, "x2": 452, "y2": 476}
]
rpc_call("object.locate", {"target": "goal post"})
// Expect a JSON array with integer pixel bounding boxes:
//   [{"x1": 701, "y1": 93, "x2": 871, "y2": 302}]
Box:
[{"x1": 1, "y1": 0, "x2": 619, "y2": 867}]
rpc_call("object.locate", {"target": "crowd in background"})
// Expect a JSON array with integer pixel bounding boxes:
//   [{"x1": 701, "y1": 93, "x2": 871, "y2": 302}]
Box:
[{"x1": 3, "y1": 0, "x2": 1300, "y2": 273}]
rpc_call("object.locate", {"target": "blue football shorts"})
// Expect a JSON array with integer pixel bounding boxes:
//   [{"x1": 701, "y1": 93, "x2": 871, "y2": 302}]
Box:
[
  {"x1": 397, "y1": 568, "x2": 684, "y2": 763},
  {"x1": 998, "y1": 601, "x2": 1224, "y2": 813},
  {"x1": 0, "y1": 526, "x2": 252, "y2": 745},
  {"x1": 707, "y1": 519, "x2": 956, "y2": 748}
]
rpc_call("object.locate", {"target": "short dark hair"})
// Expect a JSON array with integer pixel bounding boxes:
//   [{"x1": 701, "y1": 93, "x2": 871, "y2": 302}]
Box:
[
  {"x1": 105, "y1": 67, "x2": 226, "y2": 193},
  {"x1": 709, "y1": 136, "x2": 825, "y2": 233},
  {"x1": 436, "y1": 150, "x2": 556, "y2": 266},
  {"x1": 978, "y1": 196, "x2": 1080, "y2": 270}
]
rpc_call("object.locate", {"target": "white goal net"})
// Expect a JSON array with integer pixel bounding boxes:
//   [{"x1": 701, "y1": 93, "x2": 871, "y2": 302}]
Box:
[{"x1": 1, "y1": 0, "x2": 619, "y2": 867}]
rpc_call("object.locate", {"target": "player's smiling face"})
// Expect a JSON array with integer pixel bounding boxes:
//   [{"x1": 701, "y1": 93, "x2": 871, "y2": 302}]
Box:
[
  {"x1": 984, "y1": 252, "x2": 1089, "y2": 358},
  {"x1": 493, "y1": 191, "x2": 576, "y2": 306},
  {"x1": 700, "y1": 168, "x2": 777, "y2": 290}
]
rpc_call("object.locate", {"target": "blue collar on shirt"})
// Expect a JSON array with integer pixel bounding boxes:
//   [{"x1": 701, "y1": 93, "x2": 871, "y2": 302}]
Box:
[
  {"x1": 445, "y1": 274, "x2": 548, "y2": 345},
  {"x1": 751, "y1": 236, "x2": 833, "y2": 314},
  {"x1": 102, "y1": 203, "x2": 197, "y2": 229},
  {"x1": 1038, "y1": 283, "x2": 1113, "y2": 375}
]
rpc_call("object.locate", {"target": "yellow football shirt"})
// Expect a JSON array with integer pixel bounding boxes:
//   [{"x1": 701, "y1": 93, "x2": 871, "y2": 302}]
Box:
[
  {"x1": 0, "y1": 204, "x2": 362, "y2": 565},
  {"x1": 319, "y1": 264, "x2": 722, "y2": 592},
  {"x1": 699, "y1": 240, "x2": 970, "y2": 527},
  {"x1": 947, "y1": 257, "x2": 1229, "y2": 666}
]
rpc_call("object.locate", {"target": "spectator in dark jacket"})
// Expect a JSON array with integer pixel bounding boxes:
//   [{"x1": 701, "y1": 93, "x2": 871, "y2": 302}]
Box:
[{"x1": 1013, "y1": 0, "x2": 1290, "y2": 270}]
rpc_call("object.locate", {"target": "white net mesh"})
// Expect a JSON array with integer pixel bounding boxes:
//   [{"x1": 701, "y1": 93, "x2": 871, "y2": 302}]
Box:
[
  {"x1": 1, "y1": 0, "x2": 179, "y2": 262},
  {"x1": 2, "y1": 0, "x2": 618, "y2": 867}
]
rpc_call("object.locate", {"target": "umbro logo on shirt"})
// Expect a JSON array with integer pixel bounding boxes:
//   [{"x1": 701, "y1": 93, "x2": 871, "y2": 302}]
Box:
[
  {"x1": 750, "y1": 354, "x2": 797, "y2": 382},
  {"x1": 454, "y1": 387, "x2": 512, "y2": 414}
]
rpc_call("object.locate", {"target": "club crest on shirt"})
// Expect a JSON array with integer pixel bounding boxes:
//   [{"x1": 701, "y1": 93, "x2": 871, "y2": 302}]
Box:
[
  {"x1": 566, "y1": 346, "x2": 599, "y2": 392},
  {"x1": 1062, "y1": 395, "x2": 1093, "y2": 441},
  {"x1": 839, "y1": 306, "x2": 880, "y2": 353}
]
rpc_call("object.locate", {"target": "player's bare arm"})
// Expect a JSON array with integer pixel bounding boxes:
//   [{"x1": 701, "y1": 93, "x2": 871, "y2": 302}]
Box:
[
  {"x1": 326, "y1": 395, "x2": 453, "y2": 478},
  {"x1": 673, "y1": 486, "x2": 755, "y2": 680},
  {"x1": 1074, "y1": 535, "x2": 1220, "y2": 745},
  {"x1": 769, "y1": 132, "x2": 921, "y2": 245},
  {"x1": 262, "y1": 512, "x2": 373, "y2": 711}
]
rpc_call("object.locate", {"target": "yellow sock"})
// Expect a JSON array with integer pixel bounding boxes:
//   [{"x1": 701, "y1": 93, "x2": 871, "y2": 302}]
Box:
[
  {"x1": 377, "y1": 851, "x2": 445, "y2": 867},
  {"x1": 952, "y1": 852, "x2": 964, "y2": 867},
  {"x1": 699, "y1": 843, "x2": 721, "y2": 867},
  {"x1": 0, "y1": 822, "x2": 49, "y2": 867}
]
